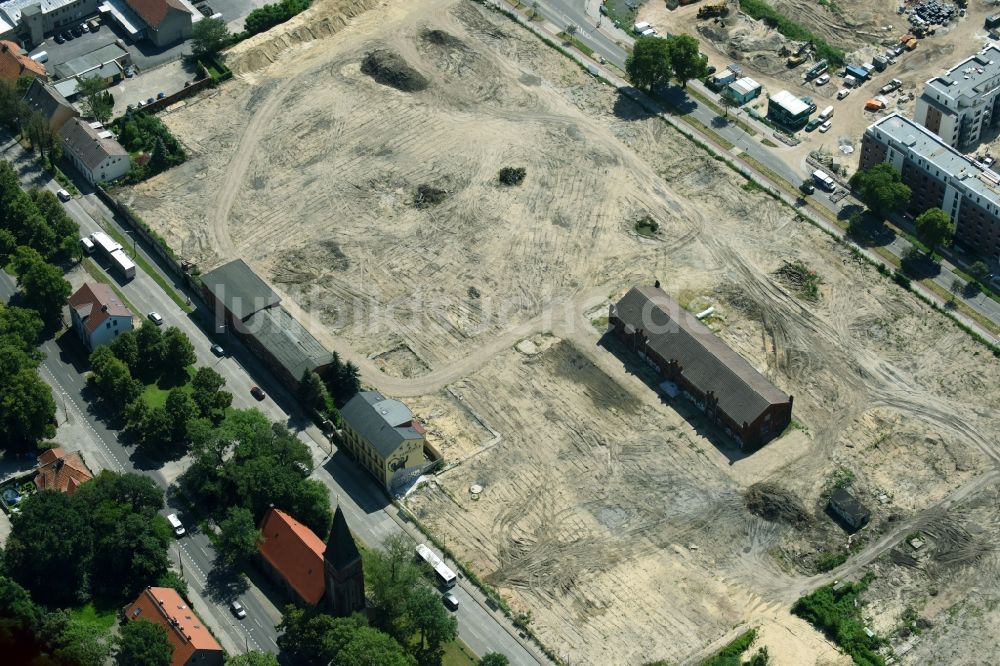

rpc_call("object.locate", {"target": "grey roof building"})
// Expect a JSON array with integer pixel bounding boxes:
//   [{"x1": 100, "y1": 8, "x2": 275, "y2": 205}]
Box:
[
  {"x1": 22, "y1": 78, "x2": 78, "y2": 131},
  {"x1": 914, "y1": 44, "x2": 1000, "y2": 150},
  {"x1": 828, "y1": 488, "x2": 870, "y2": 532},
  {"x1": 200, "y1": 258, "x2": 333, "y2": 391},
  {"x1": 340, "y1": 392, "x2": 428, "y2": 490},
  {"x1": 58, "y1": 118, "x2": 129, "y2": 185},
  {"x1": 609, "y1": 285, "x2": 793, "y2": 450},
  {"x1": 243, "y1": 306, "x2": 334, "y2": 385},
  {"x1": 201, "y1": 259, "x2": 281, "y2": 322},
  {"x1": 52, "y1": 43, "x2": 131, "y2": 85}
]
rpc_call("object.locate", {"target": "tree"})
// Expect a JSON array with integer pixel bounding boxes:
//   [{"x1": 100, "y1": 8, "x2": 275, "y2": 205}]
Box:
[
  {"x1": 336, "y1": 626, "x2": 415, "y2": 666},
  {"x1": 564, "y1": 24, "x2": 577, "y2": 38},
  {"x1": 78, "y1": 76, "x2": 114, "y2": 124},
  {"x1": 115, "y1": 619, "x2": 173, "y2": 666},
  {"x1": 216, "y1": 506, "x2": 261, "y2": 565},
  {"x1": 89, "y1": 347, "x2": 143, "y2": 415},
  {"x1": 134, "y1": 324, "x2": 164, "y2": 378},
  {"x1": 165, "y1": 388, "x2": 197, "y2": 442},
  {"x1": 5, "y1": 491, "x2": 92, "y2": 607},
  {"x1": 150, "y1": 137, "x2": 170, "y2": 172},
  {"x1": 135, "y1": 406, "x2": 173, "y2": 451},
  {"x1": 109, "y1": 330, "x2": 141, "y2": 374},
  {"x1": 665, "y1": 34, "x2": 708, "y2": 88},
  {"x1": 191, "y1": 16, "x2": 231, "y2": 57},
  {"x1": 968, "y1": 260, "x2": 990, "y2": 283},
  {"x1": 915, "y1": 207, "x2": 954, "y2": 256},
  {"x1": 364, "y1": 534, "x2": 425, "y2": 639},
  {"x1": 192, "y1": 366, "x2": 231, "y2": 419},
  {"x1": 480, "y1": 653, "x2": 510, "y2": 666},
  {"x1": 0, "y1": 368, "x2": 56, "y2": 448},
  {"x1": 950, "y1": 277, "x2": 963, "y2": 304},
  {"x1": 326, "y1": 353, "x2": 361, "y2": 406},
  {"x1": 277, "y1": 607, "x2": 343, "y2": 664},
  {"x1": 403, "y1": 585, "x2": 457, "y2": 663},
  {"x1": 625, "y1": 36, "x2": 673, "y2": 92},
  {"x1": 226, "y1": 653, "x2": 279, "y2": 666},
  {"x1": 299, "y1": 369, "x2": 332, "y2": 414},
  {"x1": 720, "y1": 93, "x2": 739, "y2": 119},
  {"x1": 39, "y1": 610, "x2": 112, "y2": 666},
  {"x1": 848, "y1": 163, "x2": 911, "y2": 215},
  {"x1": 161, "y1": 327, "x2": 195, "y2": 374},
  {"x1": 16, "y1": 257, "x2": 71, "y2": 322}
]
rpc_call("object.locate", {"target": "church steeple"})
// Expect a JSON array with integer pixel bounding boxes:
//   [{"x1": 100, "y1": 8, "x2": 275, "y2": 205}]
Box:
[
  {"x1": 325, "y1": 505, "x2": 361, "y2": 569},
  {"x1": 323, "y1": 504, "x2": 365, "y2": 617}
]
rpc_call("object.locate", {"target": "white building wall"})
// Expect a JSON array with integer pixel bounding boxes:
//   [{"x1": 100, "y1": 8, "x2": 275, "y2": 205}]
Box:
[{"x1": 86, "y1": 314, "x2": 132, "y2": 349}]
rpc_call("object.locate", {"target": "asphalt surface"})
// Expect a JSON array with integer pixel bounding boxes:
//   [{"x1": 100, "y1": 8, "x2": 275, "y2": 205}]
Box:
[{"x1": 1, "y1": 135, "x2": 546, "y2": 663}]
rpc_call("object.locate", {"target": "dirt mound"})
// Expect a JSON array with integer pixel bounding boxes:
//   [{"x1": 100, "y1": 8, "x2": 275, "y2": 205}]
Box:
[
  {"x1": 422, "y1": 28, "x2": 466, "y2": 49},
  {"x1": 225, "y1": 0, "x2": 380, "y2": 75},
  {"x1": 744, "y1": 483, "x2": 812, "y2": 528},
  {"x1": 361, "y1": 49, "x2": 429, "y2": 92}
]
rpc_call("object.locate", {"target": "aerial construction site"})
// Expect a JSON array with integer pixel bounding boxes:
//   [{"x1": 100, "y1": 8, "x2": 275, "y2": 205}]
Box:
[{"x1": 123, "y1": 0, "x2": 1000, "y2": 662}]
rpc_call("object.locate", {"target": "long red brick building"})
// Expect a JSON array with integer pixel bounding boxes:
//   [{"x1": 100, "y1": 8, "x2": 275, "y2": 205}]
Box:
[{"x1": 609, "y1": 285, "x2": 793, "y2": 450}]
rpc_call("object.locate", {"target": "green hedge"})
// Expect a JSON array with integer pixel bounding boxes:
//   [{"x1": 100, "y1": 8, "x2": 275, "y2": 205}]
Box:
[{"x1": 739, "y1": 0, "x2": 845, "y2": 65}]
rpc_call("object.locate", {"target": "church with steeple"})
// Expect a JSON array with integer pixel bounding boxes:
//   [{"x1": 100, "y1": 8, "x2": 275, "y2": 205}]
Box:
[{"x1": 257, "y1": 505, "x2": 365, "y2": 616}]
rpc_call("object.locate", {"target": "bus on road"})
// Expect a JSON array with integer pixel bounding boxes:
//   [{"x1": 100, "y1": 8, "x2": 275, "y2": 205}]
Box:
[{"x1": 416, "y1": 543, "x2": 457, "y2": 588}]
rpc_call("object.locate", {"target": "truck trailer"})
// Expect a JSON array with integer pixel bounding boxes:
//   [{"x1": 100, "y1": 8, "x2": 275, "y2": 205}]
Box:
[
  {"x1": 89, "y1": 231, "x2": 122, "y2": 257},
  {"x1": 109, "y1": 249, "x2": 136, "y2": 280}
]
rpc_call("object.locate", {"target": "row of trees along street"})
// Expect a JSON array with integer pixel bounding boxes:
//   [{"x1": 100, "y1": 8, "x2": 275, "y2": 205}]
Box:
[{"x1": 625, "y1": 34, "x2": 709, "y2": 92}]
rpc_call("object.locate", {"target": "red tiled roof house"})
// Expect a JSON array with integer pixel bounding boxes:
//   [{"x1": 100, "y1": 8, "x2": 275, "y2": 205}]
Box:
[
  {"x1": 0, "y1": 40, "x2": 45, "y2": 84},
  {"x1": 35, "y1": 448, "x2": 92, "y2": 495},
  {"x1": 68, "y1": 283, "x2": 133, "y2": 351},
  {"x1": 125, "y1": 587, "x2": 223, "y2": 666}
]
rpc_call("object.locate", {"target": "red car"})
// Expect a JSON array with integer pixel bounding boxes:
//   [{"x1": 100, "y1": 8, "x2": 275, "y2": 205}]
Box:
[{"x1": 250, "y1": 386, "x2": 265, "y2": 401}]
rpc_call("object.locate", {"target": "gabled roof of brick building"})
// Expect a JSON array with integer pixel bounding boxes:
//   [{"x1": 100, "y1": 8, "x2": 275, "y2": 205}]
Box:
[
  {"x1": 69, "y1": 283, "x2": 132, "y2": 334},
  {"x1": 0, "y1": 40, "x2": 45, "y2": 82},
  {"x1": 258, "y1": 508, "x2": 326, "y2": 605},
  {"x1": 612, "y1": 285, "x2": 790, "y2": 426},
  {"x1": 125, "y1": 0, "x2": 188, "y2": 28}
]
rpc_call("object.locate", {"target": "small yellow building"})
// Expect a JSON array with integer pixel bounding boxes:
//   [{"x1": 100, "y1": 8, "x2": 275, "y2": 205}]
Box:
[{"x1": 339, "y1": 392, "x2": 426, "y2": 491}]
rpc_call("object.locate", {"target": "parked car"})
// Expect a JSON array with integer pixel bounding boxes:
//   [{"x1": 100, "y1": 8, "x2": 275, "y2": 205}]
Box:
[
  {"x1": 815, "y1": 73, "x2": 830, "y2": 86},
  {"x1": 61, "y1": 31, "x2": 73, "y2": 41},
  {"x1": 56, "y1": 189, "x2": 71, "y2": 202},
  {"x1": 819, "y1": 120, "x2": 833, "y2": 133},
  {"x1": 799, "y1": 181, "x2": 815, "y2": 195},
  {"x1": 80, "y1": 22, "x2": 89, "y2": 33},
  {"x1": 442, "y1": 593, "x2": 459, "y2": 611},
  {"x1": 167, "y1": 513, "x2": 185, "y2": 537},
  {"x1": 88, "y1": 18, "x2": 100, "y2": 31},
  {"x1": 146, "y1": 97, "x2": 154, "y2": 105},
  {"x1": 53, "y1": 33, "x2": 65, "y2": 44},
  {"x1": 805, "y1": 118, "x2": 822, "y2": 132},
  {"x1": 230, "y1": 600, "x2": 246, "y2": 619},
  {"x1": 210, "y1": 344, "x2": 224, "y2": 357},
  {"x1": 70, "y1": 25, "x2": 83, "y2": 37},
  {"x1": 157, "y1": 91, "x2": 166, "y2": 99},
  {"x1": 250, "y1": 386, "x2": 266, "y2": 400},
  {"x1": 147, "y1": 312, "x2": 164, "y2": 326}
]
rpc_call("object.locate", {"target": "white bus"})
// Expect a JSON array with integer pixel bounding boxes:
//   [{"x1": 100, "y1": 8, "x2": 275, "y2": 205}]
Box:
[{"x1": 415, "y1": 543, "x2": 457, "y2": 588}]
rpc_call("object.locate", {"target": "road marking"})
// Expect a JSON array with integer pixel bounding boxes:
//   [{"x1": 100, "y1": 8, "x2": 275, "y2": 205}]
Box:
[{"x1": 38, "y1": 365, "x2": 125, "y2": 472}]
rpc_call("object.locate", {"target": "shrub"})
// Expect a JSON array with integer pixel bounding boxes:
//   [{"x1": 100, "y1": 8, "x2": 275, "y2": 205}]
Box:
[
  {"x1": 244, "y1": 0, "x2": 311, "y2": 36},
  {"x1": 499, "y1": 166, "x2": 526, "y2": 186}
]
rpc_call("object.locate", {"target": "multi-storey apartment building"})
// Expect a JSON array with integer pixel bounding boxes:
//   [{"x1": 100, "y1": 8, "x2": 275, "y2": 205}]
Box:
[
  {"x1": 914, "y1": 44, "x2": 1000, "y2": 150},
  {"x1": 859, "y1": 113, "x2": 1000, "y2": 262}
]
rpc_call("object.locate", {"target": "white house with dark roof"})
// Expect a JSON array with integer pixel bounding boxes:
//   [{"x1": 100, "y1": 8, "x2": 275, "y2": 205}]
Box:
[
  {"x1": 339, "y1": 392, "x2": 428, "y2": 491},
  {"x1": 68, "y1": 282, "x2": 133, "y2": 350},
  {"x1": 58, "y1": 117, "x2": 129, "y2": 185}
]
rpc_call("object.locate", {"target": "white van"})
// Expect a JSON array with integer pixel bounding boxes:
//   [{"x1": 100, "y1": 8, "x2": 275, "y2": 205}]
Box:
[
  {"x1": 167, "y1": 513, "x2": 185, "y2": 537},
  {"x1": 818, "y1": 105, "x2": 835, "y2": 121},
  {"x1": 79, "y1": 237, "x2": 95, "y2": 254},
  {"x1": 837, "y1": 88, "x2": 851, "y2": 100},
  {"x1": 30, "y1": 51, "x2": 48, "y2": 63}
]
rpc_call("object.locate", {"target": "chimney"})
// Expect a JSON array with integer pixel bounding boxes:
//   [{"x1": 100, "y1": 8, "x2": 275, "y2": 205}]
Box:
[{"x1": 101, "y1": 304, "x2": 108, "y2": 312}]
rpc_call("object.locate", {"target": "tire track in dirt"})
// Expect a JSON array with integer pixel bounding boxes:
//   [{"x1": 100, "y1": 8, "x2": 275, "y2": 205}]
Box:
[{"x1": 207, "y1": 78, "x2": 297, "y2": 258}]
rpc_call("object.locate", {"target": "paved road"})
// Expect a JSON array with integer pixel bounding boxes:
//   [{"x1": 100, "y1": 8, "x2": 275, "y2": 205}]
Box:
[{"x1": 1, "y1": 137, "x2": 547, "y2": 663}]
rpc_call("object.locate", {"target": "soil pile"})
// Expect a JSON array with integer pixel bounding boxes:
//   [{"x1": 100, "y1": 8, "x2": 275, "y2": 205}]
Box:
[
  {"x1": 744, "y1": 482, "x2": 811, "y2": 528},
  {"x1": 422, "y1": 28, "x2": 466, "y2": 49},
  {"x1": 361, "y1": 49, "x2": 429, "y2": 91}
]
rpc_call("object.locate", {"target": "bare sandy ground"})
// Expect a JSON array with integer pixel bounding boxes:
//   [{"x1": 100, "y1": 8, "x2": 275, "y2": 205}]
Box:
[{"x1": 123, "y1": 0, "x2": 1000, "y2": 662}]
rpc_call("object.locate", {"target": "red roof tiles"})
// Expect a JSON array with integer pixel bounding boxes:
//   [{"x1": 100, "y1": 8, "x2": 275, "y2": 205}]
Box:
[{"x1": 258, "y1": 508, "x2": 326, "y2": 605}]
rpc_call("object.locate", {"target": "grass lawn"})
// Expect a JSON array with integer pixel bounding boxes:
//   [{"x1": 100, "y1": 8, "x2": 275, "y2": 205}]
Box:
[
  {"x1": 142, "y1": 366, "x2": 196, "y2": 409},
  {"x1": 442, "y1": 638, "x2": 478, "y2": 666},
  {"x1": 69, "y1": 599, "x2": 118, "y2": 632}
]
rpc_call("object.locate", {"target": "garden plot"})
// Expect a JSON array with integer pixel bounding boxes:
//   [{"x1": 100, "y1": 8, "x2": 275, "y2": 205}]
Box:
[{"x1": 121, "y1": 0, "x2": 1000, "y2": 662}]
